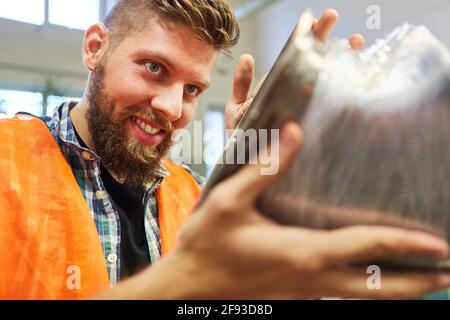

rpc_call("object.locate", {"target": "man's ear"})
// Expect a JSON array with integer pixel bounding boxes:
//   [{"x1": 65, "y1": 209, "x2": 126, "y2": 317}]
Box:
[{"x1": 82, "y1": 23, "x2": 110, "y2": 72}]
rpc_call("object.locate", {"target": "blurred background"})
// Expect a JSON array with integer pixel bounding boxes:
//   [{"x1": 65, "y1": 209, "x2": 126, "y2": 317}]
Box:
[{"x1": 0, "y1": 0, "x2": 449, "y2": 175}]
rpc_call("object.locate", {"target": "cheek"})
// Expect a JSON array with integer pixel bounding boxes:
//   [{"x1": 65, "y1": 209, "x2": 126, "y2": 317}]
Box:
[{"x1": 103, "y1": 68, "x2": 151, "y2": 106}]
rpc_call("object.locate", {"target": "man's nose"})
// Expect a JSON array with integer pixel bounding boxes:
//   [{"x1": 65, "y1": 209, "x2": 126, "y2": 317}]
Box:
[{"x1": 151, "y1": 85, "x2": 184, "y2": 122}]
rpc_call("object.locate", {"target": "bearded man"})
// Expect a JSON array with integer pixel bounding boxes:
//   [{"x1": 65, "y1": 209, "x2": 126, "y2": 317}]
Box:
[{"x1": 1, "y1": 0, "x2": 449, "y2": 300}]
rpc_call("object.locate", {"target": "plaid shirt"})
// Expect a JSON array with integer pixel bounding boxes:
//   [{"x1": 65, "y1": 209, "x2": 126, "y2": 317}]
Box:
[{"x1": 44, "y1": 102, "x2": 204, "y2": 286}]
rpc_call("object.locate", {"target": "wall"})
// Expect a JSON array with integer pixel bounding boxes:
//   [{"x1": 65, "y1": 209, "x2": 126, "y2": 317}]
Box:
[
  {"x1": 0, "y1": 0, "x2": 449, "y2": 175},
  {"x1": 0, "y1": 18, "x2": 86, "y2": 96}
]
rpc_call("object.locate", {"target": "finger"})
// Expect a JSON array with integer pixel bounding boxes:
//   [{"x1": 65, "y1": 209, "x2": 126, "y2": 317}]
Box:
[
  {"x1": 229, "y1": 102, "x2": 251, "y2": 130},
  {"x1": 229, "y1": 73, "x2": 268, "y2": 131},
  {"x1": 312, "y1": 8, "x2": 339, "y2": 42},
  {"x1": 229, "y1": 54, "x2": 255, "y2": 105},
  {"x1": 227, "y1": 73, "x2": 268, "y2": 131},
  {"x1": 316, "y1": 269, "x2": 450, "y2": 299},
  {"x1": 349, "y1": 33, "x2": 365, "y2": 50},
  {"x1": 318, "y1": 226, "x2": 449, "y2": 268},
  {"x1": 238, "y1": 73, "x2": 269, "y2": 120},
  {"x1": 222, "y1": 122, "x2": 303, "y2": 206}
]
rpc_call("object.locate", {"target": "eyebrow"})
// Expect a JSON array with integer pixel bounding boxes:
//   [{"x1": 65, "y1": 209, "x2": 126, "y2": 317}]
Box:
[{"x1": 133, "y1": 49, "x2": 211, "y2": 89}]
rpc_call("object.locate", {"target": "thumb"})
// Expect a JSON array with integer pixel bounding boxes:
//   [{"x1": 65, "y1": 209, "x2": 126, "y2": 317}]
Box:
[
  {"x1": 224, "y1": 122, "x2": 303, "y2": 206},
  {"x1": 229, "y1": 54, "x2": 255, "y2": 105}
]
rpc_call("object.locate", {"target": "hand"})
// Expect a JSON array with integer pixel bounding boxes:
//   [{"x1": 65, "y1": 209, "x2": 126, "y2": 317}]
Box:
[
  {"x1": 312, "y1": 9, "x2": 365, "y2": 50},
  {"x1": 98, "y1": 123, "x2": 450, "y2": 299},
  {"x1": 225, "y1": 9, "x2": 365, "y2": 132}
]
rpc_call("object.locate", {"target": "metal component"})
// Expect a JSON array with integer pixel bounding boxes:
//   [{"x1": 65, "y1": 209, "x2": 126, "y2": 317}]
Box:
[{"x1": 204, "y1": 11, "x2": 450, "y2": 270}]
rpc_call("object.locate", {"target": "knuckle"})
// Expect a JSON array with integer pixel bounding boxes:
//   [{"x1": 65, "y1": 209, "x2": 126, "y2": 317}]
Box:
[
  {"x1": 349, "y1": 225, "x2": 374, "y2": 236},
  {"x1": 350, "y1": 226, "x2": 399, "y2": 254},
  {"x1": 373, "y1": 237, "x2": 393, "y2": 254},
  {"x1": 373, "y1": 230, "x2": 414, "y2": 255},
  {"x1": 289, "y1": 249, "x2": 325, "y2": 274},
  {"x1": 302, "y1": 256, "x2": 325, "y2": 273},
  {"x1": 338, "y1": 225, "x2": 371, "y2": 239}
]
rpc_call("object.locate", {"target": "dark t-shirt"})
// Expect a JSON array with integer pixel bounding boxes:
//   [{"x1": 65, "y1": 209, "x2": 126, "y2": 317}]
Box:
[{"x1": 73, "y1": 127, "x2": 151, "y2": 279}]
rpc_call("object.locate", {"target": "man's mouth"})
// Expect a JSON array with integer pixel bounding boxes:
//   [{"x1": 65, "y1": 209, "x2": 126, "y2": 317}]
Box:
[
  {"x1": 129, "y1": 116, "x2": 167, "y2": 146},
  {"x1": 133, "y1": 116, "x2": 162, "y2": 135}
]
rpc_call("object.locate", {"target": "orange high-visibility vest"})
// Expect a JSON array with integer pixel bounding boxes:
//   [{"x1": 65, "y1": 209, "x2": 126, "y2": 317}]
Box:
[{"x1": 0, "y1": 114, "x2": 201, "y2": 300}]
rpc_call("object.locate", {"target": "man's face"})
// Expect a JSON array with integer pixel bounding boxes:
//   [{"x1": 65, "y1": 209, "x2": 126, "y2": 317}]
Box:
[{"x1": 86, "y1": 17, "x2": 218, "y2": 186}]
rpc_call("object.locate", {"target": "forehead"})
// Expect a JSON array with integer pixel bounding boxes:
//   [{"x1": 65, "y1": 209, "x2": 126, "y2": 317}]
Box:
[{"x1": 113, "y1": 17, "x2": 218, "y2": 78}]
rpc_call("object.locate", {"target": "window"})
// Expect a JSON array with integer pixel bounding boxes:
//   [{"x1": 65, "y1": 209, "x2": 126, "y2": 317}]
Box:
[
  {"x1": 0, "y1": 0, "x2": 45, "y2": 25},
  {"x1": 0, "y1": 0, "x2": 104, "y2": 29},
  {"x1": 46, "y1": 95, "x2": 80, "y2": 116},
  {"x1": 0, "y1": 89, "x2": 43, "y2": 116},
  {"x1": 49, "y1": 0, "x2": 100, "y2": 30},
  {"x1": 204, "y1": 108, "x2": 226, "y2": 178}
]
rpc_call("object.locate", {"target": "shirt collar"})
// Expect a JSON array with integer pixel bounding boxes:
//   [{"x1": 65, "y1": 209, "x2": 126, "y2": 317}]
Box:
[{"x1": 50, "y1": 101, "x2": 169, "y2": 179}]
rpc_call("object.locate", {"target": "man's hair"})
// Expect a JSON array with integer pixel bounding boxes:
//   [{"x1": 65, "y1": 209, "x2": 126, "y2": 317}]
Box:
[{"x1": 104, "y1": 0, "x2": 240, "y2": 57}]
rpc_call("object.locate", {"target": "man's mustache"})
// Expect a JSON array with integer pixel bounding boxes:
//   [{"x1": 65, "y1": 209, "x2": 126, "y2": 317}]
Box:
[{"x1": 120, "y1": 104, "x2": 175, "y2": 133}]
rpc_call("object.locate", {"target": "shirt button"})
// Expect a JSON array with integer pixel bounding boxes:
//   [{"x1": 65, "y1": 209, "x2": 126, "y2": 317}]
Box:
[
  {"x1": 96, "y1": 190, "x2": 106, "y2": 200},
  {"x1": 82, "y1": 151, "x2": 92, "y2": 161},
  {"x1": 107, "y1": 253, "x2": 118, "y2": 264}
]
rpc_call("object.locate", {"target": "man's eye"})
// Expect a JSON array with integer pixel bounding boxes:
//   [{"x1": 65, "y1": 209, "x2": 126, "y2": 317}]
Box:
[
  {"x1": 185, "y1": 85, "x2": 199, "y2": 96},
  {"x1": 145, "y1": 62, "x2": 162, "y2": 75}
]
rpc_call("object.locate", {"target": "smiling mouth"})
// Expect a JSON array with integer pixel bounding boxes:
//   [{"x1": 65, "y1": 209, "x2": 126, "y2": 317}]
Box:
[{"x1": 131, "y1": 116, "x2": 164, "y2": 135}]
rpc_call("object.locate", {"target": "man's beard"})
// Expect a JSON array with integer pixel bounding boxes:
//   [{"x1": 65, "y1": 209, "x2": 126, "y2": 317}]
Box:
[{"x1": 86, "y1": 68, "x2": 174, "y2": 187}]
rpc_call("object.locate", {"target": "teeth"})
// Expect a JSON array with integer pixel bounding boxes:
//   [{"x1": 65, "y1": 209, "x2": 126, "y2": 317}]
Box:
[{"x1": 134, "y1": 117, "x2": 161, "y2": 135}]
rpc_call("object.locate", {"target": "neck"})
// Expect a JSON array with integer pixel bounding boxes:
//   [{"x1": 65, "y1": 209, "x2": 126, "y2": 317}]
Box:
[{"x1": 70, "y1": 95, "x2": 96, "y2": 152}]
